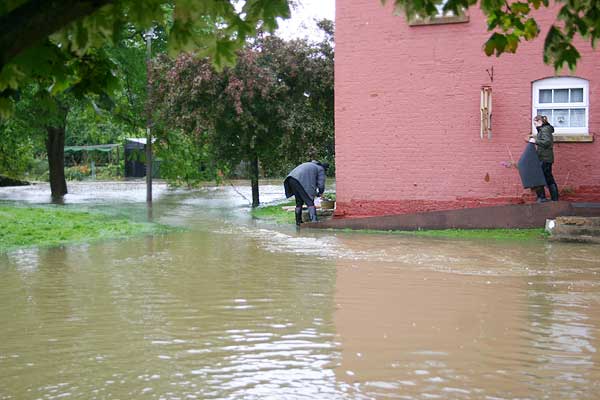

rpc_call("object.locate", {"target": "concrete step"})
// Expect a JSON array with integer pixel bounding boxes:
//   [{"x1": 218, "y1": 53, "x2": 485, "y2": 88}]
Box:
[
  {"x1": 556, "y1": 216, "x2": 600, "y2": 227},
  {"x1": 547, "y1": 217, "x2": 600, "y2": 243}
]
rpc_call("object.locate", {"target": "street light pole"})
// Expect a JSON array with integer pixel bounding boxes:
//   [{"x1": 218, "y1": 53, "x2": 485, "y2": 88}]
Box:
[{"x1": 145, "y1": 27, "x2": 154, "y2": 205}]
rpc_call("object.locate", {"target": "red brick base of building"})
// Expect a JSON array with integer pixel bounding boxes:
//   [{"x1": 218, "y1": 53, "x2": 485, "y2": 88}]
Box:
[{"x1": 334, "y1": 186, "x2": 600, "y2": 218}]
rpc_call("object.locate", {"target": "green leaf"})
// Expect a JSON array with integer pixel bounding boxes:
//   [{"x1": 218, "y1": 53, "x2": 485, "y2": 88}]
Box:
[
  {"x1": 523, "y1": 18, "x2": 540, "y2": 40},
  {"x1": 543, "y1": 25, "x2": 581, "y2": 71},
  {"x1": 243, "y1": 0, "x2": 291, "y2": 31},
  {"x1": 511, "y1": 2, "x2": 530, "y2": 14},
  {"x1": 0, "y1": 64, "x2": 24, "y2": 91},
  {"x1": 200, "y1": 37, "x2": 240, "y2": 70},
  {"x1": 484, "y1": 33, "x2": 507, "y2": 56},
  {"x1": 506, "y1": 33, "x2": 520, "y2": 53},
  {"x1": 0, "y1": 97, "x2": 14, "y2": 119}
]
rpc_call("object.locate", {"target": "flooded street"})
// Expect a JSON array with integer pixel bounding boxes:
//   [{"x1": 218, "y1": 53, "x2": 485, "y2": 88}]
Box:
[{"x1": 1, "y1": 182, "x2": 600, "y2": 399}]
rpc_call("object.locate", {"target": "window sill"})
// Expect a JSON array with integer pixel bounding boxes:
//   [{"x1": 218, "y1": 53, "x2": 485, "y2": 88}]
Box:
[
  {"x1": 532, "y1": 133, "x2": 594, "y2": 143},
  {"x1": 408, "y1": 14, "x2": 469, "y2": 26},
  {"x1": 553, "y1": 134, "x2": 594, "y2": 143}
]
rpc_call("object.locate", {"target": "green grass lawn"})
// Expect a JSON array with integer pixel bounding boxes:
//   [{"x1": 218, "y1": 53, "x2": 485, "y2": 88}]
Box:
[
  {"x1": 251, "y1": 201, "x2": 547, "y2": 240},
  {"x1": 0, "y1": 205, "x2": 172, "y2": 252},
  {"x1": 251, "y1": 201, "x2": 296, "y2": 224}
]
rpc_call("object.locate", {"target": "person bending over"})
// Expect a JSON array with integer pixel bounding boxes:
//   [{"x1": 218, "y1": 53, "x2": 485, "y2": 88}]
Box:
[{"x1": 283, "y1": 161, "x2": 329, "y2": 225}]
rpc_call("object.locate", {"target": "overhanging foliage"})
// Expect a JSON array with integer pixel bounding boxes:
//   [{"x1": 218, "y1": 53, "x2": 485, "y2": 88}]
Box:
[
  {"x1": 383, "y1": 0, "x2": 600, "y2": 70},
  {"x1": 0, "y1": 0, "x2": 291, "y2": 117}
]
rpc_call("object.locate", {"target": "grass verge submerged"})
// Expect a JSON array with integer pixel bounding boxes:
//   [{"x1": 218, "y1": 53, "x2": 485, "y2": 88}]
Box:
[
  {"x1": 0, "y1": 205, "x2": 172, "y2": 253},
  {"x1": 251, "y1": 202, "x2": 547, "y2": 240},
  {"x1": 251, "y1": 201, "x2": 295, "y2": 224},
  {"x1": 342, "y1": 228, "x2": 548, "y2": 240}
]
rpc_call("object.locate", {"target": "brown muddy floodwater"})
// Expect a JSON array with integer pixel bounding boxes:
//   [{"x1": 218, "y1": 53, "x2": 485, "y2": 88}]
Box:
[{"x1": 1, "y1": 182, "x2": 600, "y2": 399}]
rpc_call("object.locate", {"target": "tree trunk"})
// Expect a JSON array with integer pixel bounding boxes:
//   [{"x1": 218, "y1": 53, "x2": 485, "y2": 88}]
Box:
[
  {"x1": 250, "y1": 153, "x2": 260, "y2": 208},
  {"x1": 46, "y1": 125, "x2": 67, "y2": 201}
]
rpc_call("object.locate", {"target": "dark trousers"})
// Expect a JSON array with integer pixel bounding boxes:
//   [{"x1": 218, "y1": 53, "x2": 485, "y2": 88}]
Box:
[
  {"x1": 536, "y1": 161, "x2": 558, "y2": 201},
  {"x1": 541, "y1": 162, "x2": 556, "y2": 187},
  {"x1": 286, "y1": 177, "x2": 314, "y2": 208}
]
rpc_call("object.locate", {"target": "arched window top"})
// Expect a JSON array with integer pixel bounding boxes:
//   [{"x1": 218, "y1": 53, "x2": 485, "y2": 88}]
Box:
[
  {"x1": 532, "y1": 77, "x2": 589, "y2": 135},
  {"x1": 533, "y1": 76, "x2": 588, "y2": 87}
]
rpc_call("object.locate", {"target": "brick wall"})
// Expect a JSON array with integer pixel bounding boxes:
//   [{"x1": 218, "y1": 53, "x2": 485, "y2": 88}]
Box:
[{"x1": 335, "y1": 0, "x2": 600, "y2": 217}]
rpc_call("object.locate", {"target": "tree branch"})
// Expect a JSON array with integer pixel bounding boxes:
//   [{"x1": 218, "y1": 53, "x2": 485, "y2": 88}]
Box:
[{"x1": 0, "y1": 0, "x2": 114, "y2": 70}]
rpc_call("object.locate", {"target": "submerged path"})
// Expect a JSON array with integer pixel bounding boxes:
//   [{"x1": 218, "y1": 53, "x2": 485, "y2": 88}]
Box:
[{"x1": 1, "y1": 181, "x2": 600, "y2": 399}]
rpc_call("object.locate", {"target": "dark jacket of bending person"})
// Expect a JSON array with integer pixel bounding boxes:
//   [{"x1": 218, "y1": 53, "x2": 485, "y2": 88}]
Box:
[{"x1": 284, "y1": 161, "x2": 329, "y2": 225}]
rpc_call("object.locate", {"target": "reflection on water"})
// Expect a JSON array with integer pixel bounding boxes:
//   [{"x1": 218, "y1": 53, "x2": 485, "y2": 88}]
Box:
[
  {"x1": 333, "y1": 259, "x2": 600, "y2": 399},
  {"x1": 1, "y1": 230, "x2": 338, "y2": 399},
  {"x1": 1, "y1": 182, "x2": 600, "y2": 399}
]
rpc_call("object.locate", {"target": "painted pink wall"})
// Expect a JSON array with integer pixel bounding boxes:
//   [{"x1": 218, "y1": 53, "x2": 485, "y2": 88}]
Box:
[{"x1": 335, "y1": 0, "x2": 600, "y2": 217}]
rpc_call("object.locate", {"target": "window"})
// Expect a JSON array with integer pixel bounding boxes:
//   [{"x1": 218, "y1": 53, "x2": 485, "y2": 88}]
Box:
[
  {"x1": 405, "y1": 0, "x2": 469, "y2": 26},
  {"x1": 434, "y1": 1, "x2": 453, "y2": 16},
  {"x1": 532, "y1": 77, "x2": 589, "y2": 135}
]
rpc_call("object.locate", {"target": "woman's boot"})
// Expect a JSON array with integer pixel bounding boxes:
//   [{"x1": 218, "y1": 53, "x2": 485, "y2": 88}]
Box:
[
  {"x1": 549, "y1": 184, "x2": 559, "y2": 201},
  {"x1": 295, "y1": 207, "x2": 303, "y2": 225},
  {"x1": 536, "y1": 187, "x2": 548, "y2": 203}
]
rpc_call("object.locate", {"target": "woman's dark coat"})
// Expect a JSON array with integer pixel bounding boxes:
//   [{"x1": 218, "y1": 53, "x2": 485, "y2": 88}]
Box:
[{"x1": 536, "y1": 123, "x2": 555, "y2": 163}]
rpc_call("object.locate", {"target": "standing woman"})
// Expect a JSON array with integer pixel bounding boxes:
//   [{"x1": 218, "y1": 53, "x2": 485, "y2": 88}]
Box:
[{"x1": 530, "y1": 115, "x2": 559, "y2": 202}]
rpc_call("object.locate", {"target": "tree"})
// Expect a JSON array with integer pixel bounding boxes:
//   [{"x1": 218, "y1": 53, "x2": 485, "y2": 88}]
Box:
[
  {"x1": 5, "y1": 45, "x2": 119, "y2": 200},
  {"x1": 261, "y1": 20, "x2": 335, "y2": 176},
  {"x1": 384, "y1": 0, "x2": 600, "y2": 70},
  {"x1": 151, "y1": 25, "x2": 335, "y2": 206},
  {"x1": 0, "y1": 120, "x2": 35, "y2": 179},
  {"x1": 1, "y1": 1, "x2": 292, "y2": 200},
  {"x1": 152, "y1": 47, "x2": 289, "y2": 207},
  {"x1": 0, "y1": 0, "x2": 291, "y2": 116},
  {"x1": 214, "y1": 46, "x2": 291, "y2": 207}
]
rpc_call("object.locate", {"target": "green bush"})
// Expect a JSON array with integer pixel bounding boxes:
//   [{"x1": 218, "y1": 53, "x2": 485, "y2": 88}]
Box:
[
  {"x1": 95, "y1": 164, "x2": 122, "y2": 180},
  {"x1": 0, "y1": 122, "x2": 36, "y2": 179},
  {"x1": 26, "y1": 158, "x2": 49, "y2": 182},
  {"x1": 65, "y1": 165, "x2": 90, "y2": 181},
  {"x1": 25, "y1": 159, "x2": 123, "y2": 182}
]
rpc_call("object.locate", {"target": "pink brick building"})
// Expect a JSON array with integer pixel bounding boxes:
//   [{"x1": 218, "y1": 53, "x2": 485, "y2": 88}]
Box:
[{"x1": 334, "y1": 1, "x2": 600, "y2": 218}]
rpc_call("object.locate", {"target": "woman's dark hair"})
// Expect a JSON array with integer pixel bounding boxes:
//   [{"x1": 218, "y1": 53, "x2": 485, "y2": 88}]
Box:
[{"x1": 534, "y1": 115, "x2": 549, "y2": 124}]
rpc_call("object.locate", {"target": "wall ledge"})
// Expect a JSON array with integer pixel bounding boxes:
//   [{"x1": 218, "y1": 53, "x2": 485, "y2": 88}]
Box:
[
  {"x1": 531, "y1": 133, "x2": 594, "y2": 143},
  {"x1": 553, "y1": 134, "x2": 594, "y2": 143},
  {"x1": 408, "y1": 14, "x2": 469, "y2": 26}
]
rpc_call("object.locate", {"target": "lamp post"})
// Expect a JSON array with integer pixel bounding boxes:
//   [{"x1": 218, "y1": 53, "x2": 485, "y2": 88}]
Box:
[{"x1": 144, "y1": 27, "x2": 155, "y2": 205}]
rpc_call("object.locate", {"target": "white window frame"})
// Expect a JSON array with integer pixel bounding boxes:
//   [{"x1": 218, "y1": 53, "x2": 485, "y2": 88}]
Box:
[
  {"x1": 405, "y1": 0, "x2": 469, "y2": 26},
  {"x1": 434, "y1": 0, "x2": 452, "y2": 16},
  {"x1": 532, "y1": 77, "x2": 589, "y2": 135}
]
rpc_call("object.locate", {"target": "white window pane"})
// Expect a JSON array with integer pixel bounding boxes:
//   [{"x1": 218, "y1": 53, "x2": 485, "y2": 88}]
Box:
[
  {"x1": 554, "y1": 89, "x2": 569, "y2": 103},
  {"x1": 553, "y1": 109, "x2": 569, "y2": 127},
  {"x1": 570, "y1": 108, "x2": 586, "y2": 127},
  {"x1": 533, "y1": 78, "x2": 589, "y2": 133},
  {"x1": 570, "y1": 88, "x2": 584, "y2": 102},
  {"x1": 539, "y1": 89, "x2": 552, "y2": 103},
  {"x1": 537, "y1": 109, "x2": 552, "y2": 122}
]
